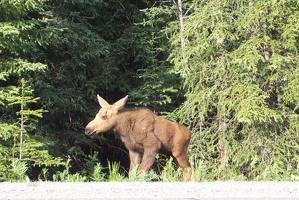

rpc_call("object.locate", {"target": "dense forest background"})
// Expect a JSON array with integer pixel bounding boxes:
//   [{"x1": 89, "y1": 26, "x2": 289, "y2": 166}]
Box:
[{"x1": 1, "y1": 0, "x2": 299, "y2": 181}]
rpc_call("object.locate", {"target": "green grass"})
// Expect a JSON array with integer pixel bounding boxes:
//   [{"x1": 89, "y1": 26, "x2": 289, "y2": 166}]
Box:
[{"x1": 13, "y1": 155, "x2": 299, "y2": 182}]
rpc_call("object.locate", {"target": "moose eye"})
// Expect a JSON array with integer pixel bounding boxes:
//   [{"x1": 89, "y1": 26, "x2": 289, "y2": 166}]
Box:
[{"x1": 102, "y1": 115, "x2": 107, "y2": 120}]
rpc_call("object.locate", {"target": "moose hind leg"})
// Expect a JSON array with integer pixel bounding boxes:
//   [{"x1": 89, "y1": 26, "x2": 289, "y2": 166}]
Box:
[{"x1": 173, "y1": 149, "x2": 191, "y2": 181}]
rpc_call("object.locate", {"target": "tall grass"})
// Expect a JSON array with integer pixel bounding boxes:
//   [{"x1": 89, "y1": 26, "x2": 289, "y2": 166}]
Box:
[
  {"x1": 10, "y1": 156, "x2": 215, "y2": 182},
  {"x1": 107, "y1": 161, "x2": 125, "y2": 181},
  {"x1": 11, "y1": 160, "x2": 28, "y2": 182}
]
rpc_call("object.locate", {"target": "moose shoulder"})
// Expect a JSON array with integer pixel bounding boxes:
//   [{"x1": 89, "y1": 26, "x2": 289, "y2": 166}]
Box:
[{"x1": 85, "y1": 95, "x2": 191, "y2": 179}]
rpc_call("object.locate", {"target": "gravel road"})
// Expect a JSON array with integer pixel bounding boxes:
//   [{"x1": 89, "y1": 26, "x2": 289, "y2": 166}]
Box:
[{"x1": 1, "y1": 181, "x2": 299, "y2": 199}]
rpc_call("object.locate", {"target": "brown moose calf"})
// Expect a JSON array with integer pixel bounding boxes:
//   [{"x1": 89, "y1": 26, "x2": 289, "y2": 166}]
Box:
[{"x1": 85, "y1": 95, "x2": 191, "y2": 179}]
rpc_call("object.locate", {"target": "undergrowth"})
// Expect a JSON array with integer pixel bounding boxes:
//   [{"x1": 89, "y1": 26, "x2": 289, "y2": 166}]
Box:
[{"x1": 8, "y1": 153, "x2": 299, "y2": 182}]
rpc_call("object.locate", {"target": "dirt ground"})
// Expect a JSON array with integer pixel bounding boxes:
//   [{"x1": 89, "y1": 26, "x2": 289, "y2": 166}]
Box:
[{"x1": 0, "y1": 181, "x2": 299, "y2": 199}]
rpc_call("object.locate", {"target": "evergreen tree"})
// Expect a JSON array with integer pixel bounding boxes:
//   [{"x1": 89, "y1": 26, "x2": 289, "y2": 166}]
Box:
[
  {"x1": 171, "y1": 0, "x2": 299, "y2": 180},
  {"x1": 0, "y1": 0, "x2": 63, "y2": 180},
  {"x1": 0, "y1": 78, "x2": 62, "y2": 181},
  {"x1": 128, "y1": 3, "x2": 182, "y2": 112}
]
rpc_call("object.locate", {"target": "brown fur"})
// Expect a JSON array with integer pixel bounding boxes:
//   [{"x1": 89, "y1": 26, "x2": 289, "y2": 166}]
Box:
[{"x1": 85, "y1": 95, "x2": 191, "y2": 179}]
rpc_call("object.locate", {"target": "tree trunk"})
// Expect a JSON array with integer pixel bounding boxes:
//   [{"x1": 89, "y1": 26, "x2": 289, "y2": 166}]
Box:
[
  {"x1": 20, "y1": 98, "x2": 24, "y2": 161},
  {"x1": 217, "y1": 82, "x2": 228, "y2": 180},
  {"x1": 175, "y1": 0, "x2": 186, "y2": 61}
]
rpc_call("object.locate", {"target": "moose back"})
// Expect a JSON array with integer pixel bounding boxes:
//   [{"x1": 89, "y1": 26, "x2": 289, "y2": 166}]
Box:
[{"x1": 85, "y1": 95, "x2": 191, "y2": 178}]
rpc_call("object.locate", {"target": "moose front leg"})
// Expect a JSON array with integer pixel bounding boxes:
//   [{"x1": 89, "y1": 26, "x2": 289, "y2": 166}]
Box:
[
  {"x1": 129, "y1": 150, "x2": 141, "y2": 172},
  {"x1": 138, "y1": 150, "x2": 157, "y2": 172}
]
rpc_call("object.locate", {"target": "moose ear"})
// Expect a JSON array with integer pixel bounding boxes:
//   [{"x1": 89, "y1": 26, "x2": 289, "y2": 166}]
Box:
[
  {"x1": 97, "y1": 94, "x2": 110, "y2": 108},
  {"x1": 113, "y1": 95, "x2": 128, "y2": 110}
]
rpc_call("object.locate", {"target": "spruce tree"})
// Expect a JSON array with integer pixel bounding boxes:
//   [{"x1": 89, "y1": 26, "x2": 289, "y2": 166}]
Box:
[
  {"x1": 0, "y1": 0, "x2": 63, "y2": 180},
  {"x1": 171, "y1": 0, "x2": 299, "y2": 180}
]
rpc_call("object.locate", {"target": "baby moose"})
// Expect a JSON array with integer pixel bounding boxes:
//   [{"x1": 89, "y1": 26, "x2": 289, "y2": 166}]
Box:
[{"x1": 85, "y1": 95, "x2": 191, "y2": 180}]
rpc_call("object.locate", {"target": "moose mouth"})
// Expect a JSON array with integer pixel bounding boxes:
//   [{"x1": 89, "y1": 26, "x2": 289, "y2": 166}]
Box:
[{"x1": 85, "y1": 129, "x2": 97, "y2": 137}]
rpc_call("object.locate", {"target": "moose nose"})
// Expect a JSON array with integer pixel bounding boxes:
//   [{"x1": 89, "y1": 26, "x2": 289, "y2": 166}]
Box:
[{"x1": 85, "y1": 127, "x2": 95, "y2": 136}]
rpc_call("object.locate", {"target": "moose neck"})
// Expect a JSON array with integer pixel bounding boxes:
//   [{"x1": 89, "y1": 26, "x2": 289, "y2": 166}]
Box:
[{"x1": 114, "y1": 108, "x2": 135, "y2": 135}]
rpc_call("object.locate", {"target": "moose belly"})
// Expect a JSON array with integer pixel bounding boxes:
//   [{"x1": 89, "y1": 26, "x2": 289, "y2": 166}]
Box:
[{"x1": 120, "y1": 134, "x2": 166, "y2": 154}]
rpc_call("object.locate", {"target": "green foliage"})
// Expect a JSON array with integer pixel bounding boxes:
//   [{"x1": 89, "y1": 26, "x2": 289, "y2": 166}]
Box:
[
  {"x1": 91, "y1": 162, "x2": 106, "y2": 181},
  {"x1": 1, "y1": 0, "x2": 299, "y2": 182},
  {"x1": 128, "y1": 5, "x2": 182, "y2": 112},
  {"x1": 171, "y1": 0, "x2": 299, "y2": 181},
  {"x1": 189, "y1": 159, "x2": 210, "y2": 182},
  {"x1": 160, "y1": 157, "x2": 183, "y2": 182},
  {"x1": 107, "y1": 161, "x2": 125, "y2": 181},
  {"x1": 53, "y1": 158, "x2": 87, "y2": 182},
  {"x1": 0, "y1": 77, "x2": 63, "y2": 181},
  {"x1": 41, "y1": 168, "x2": 49, "y2": 181},
  {"x1": 128, "y1": 166, "x2": 159, "y2": 182},
  {"x1": 10, "y1": 159, "x2": 29, "y2": 182}
]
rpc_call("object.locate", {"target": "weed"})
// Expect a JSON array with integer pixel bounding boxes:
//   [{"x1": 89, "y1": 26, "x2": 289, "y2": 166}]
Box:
[
  {"x1": 107, "y1": 161, "x2": 125, "y2": 181},
  {"x1": 160, "y1": 157, "x2": 182, "y2": 181},
  {"x1": 11, "y1": 160, "x2": 28, "y2": 182},
  {"x1": 52, "y1": 156, "x2": 86, "y2": 182},
  {"x1": 128, "y1": 166, "x2": 159, "y2": 181},
  {"x1": 91, "y1": 162, "x2": 106, "y2": 181}
]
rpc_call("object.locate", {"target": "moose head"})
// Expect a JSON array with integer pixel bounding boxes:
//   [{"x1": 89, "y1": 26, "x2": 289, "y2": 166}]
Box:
[{"x1": 85, "y1": 95, "x2": 128, "y2": 137}]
